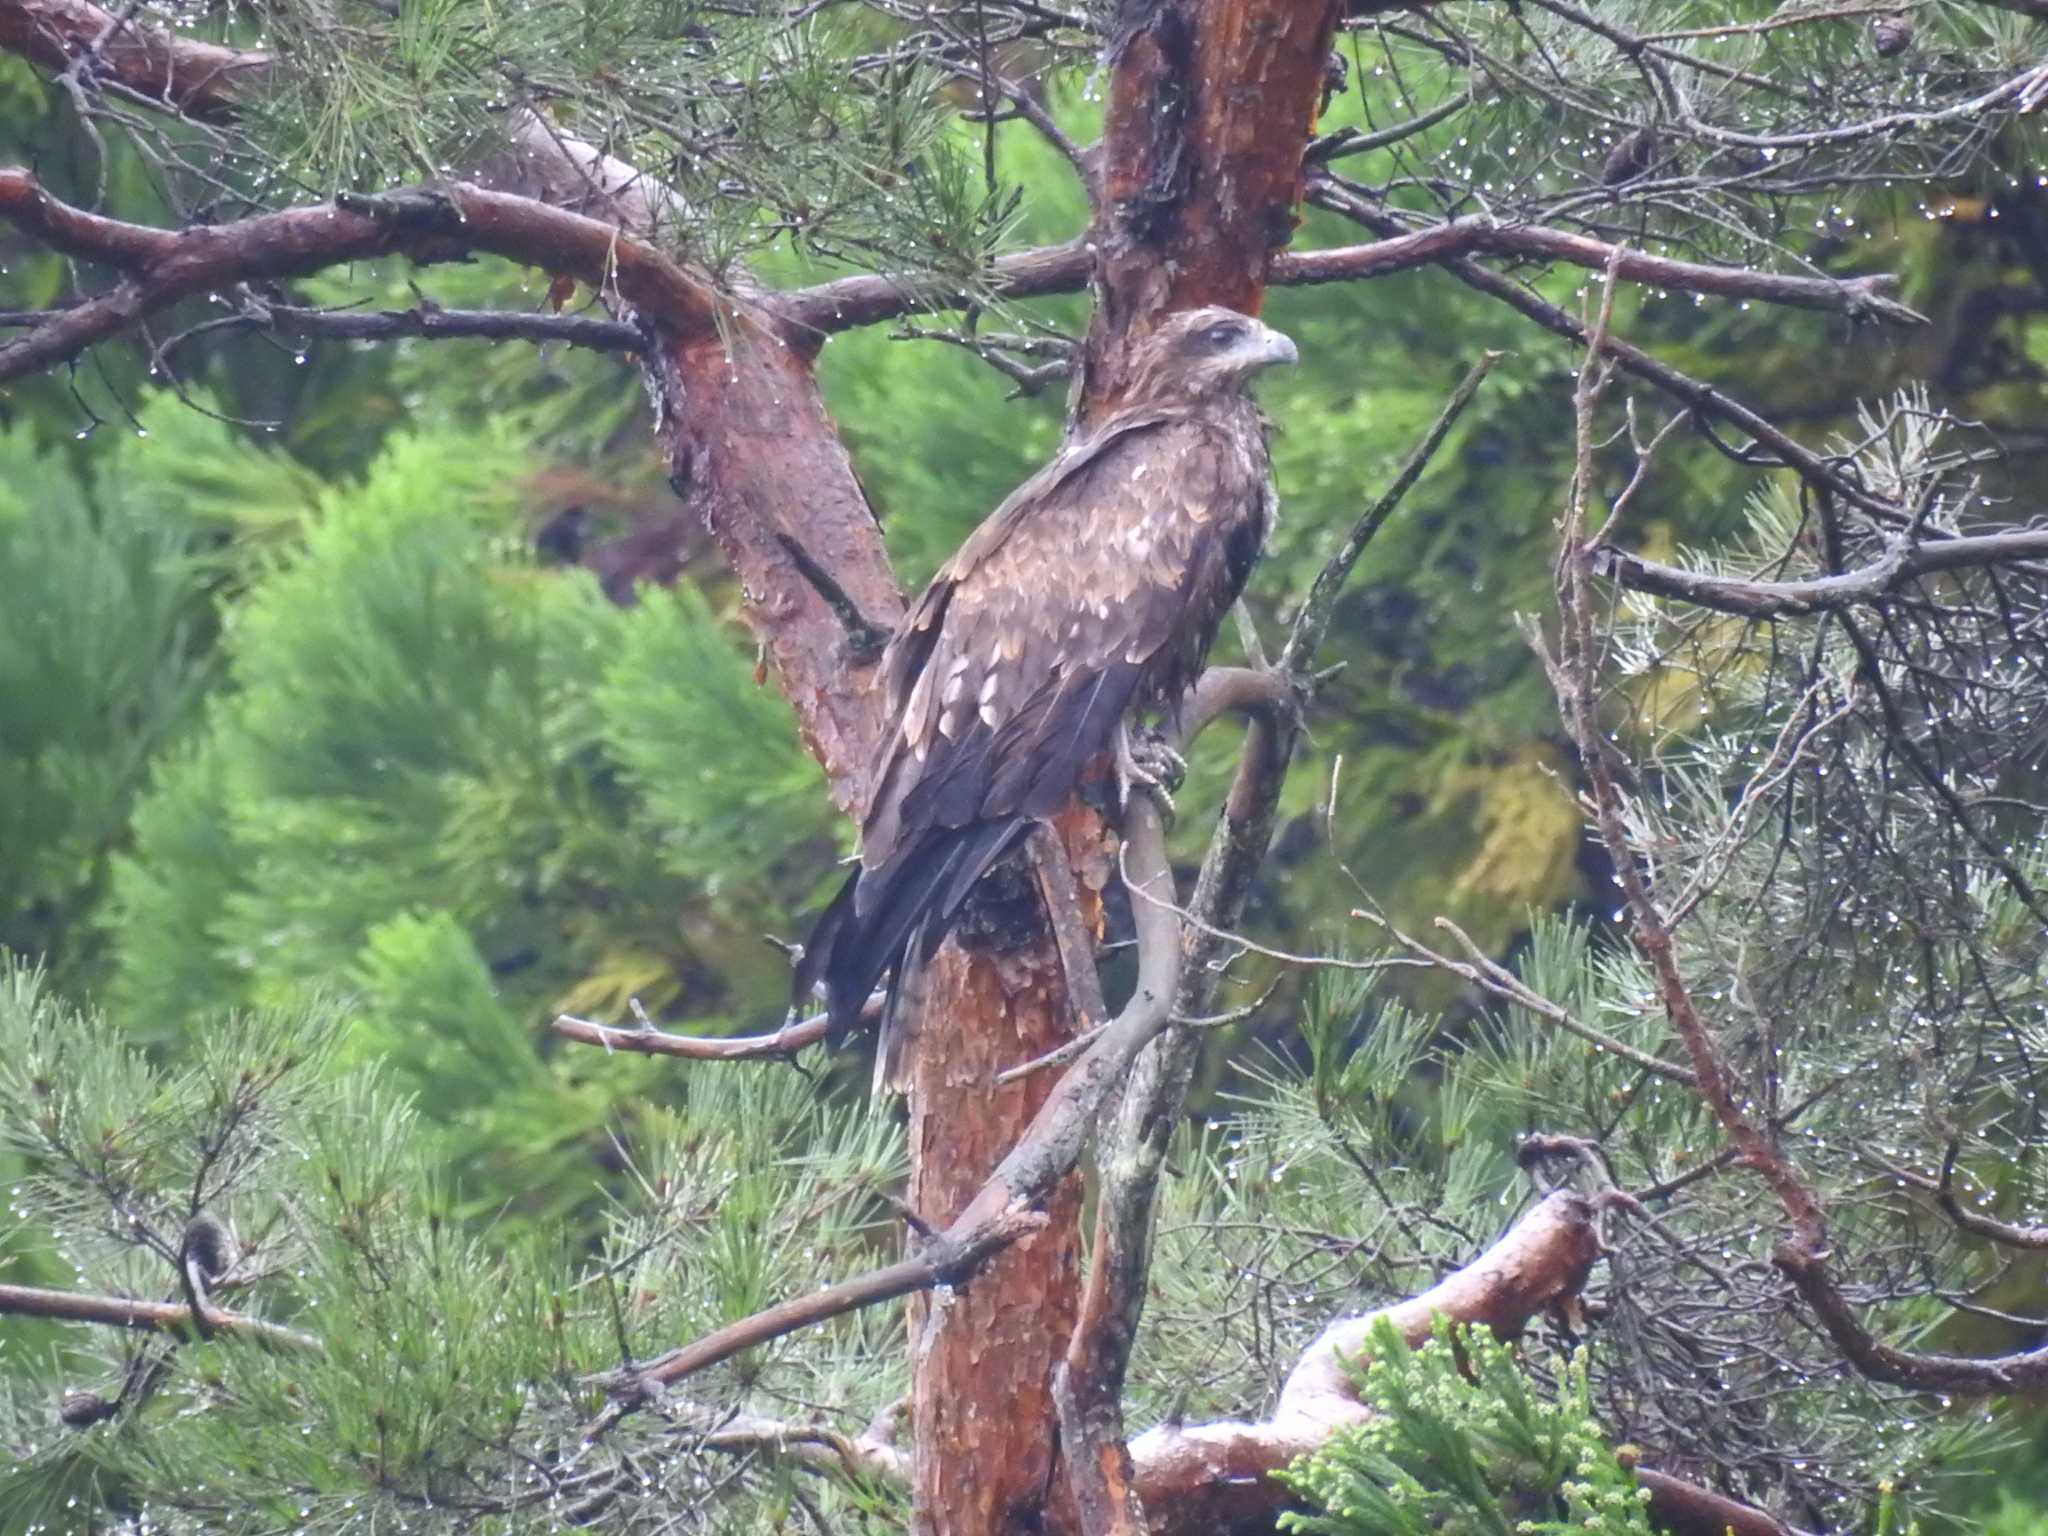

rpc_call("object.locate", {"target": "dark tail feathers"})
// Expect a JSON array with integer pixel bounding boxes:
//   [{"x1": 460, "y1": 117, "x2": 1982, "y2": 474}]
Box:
[{"x1": 793, "y1": 819, "x2": 1029, "y2": 1046}]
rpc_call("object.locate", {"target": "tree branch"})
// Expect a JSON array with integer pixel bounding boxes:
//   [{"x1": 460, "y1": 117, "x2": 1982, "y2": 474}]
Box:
[
  {"x1": 1280, "y1": 349, "x2": 1503, "y2": 674},
  {"x1": 1124, "y1": 1192, "x2": 1604, "y2": 1536},
  {"x1": 1285, "y1": 209, "x2": 1926, "y2": 327},
  {"x1": 590, "y1": 797, "x2": 1183, "y2": 1399},
  {"x1": 553, "y1": 1009, "x2": 836, "y2": 1063},
  {"x1": 1309, "y1": 182, "x2": 1913, "y2": 525},
  {"x1": 776, "y1": 211, "x2": 1922, "y2": 343},
  {"x1": 177, "y1": 296, "x2": 647, "y2": 356},
  {"x1": 1592, "y1": 528, "x2": 2048, "y2": 617},
  {"x1": 1557, "y1": 257, "x2": 2048, "y2": 1405},
  {"x1": 0, "y1": 1280, "x2": 319, "y2": 1352},
  {"x1": 0, "y1": 170, "x2": 725, "y2": 382},
  {"x1": 0, "y1": 0, "x2": 266, "y2": 122}
]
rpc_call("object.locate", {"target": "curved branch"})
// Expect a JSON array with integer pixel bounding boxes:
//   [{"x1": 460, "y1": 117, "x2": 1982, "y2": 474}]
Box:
[
  {"x1": 1593, "y1": 528, "x2": 2048, "y2": 618},
  {"x1": 1871, "y1": 1154, "x2": 2048, "y2": 1251},
  {"x1": 0, "y1": 170, "x2": 724, "y2": 382},
  {"x1": 1283, "y1": 210, "x2": 1925, "y2": 327},
  {"x1": 776, "y1": 213, "x2": 1922, "y2": 341},
  {"x1": 1126, "y1": 1193, "x2": 1604, "y2": 1536},
  {"x1": 1312, "y1": 184, "x2": 1908, "y2": 523}
]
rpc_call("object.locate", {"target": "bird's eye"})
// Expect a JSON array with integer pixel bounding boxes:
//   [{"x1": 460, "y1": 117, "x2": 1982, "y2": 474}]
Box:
[{"x1": 1201, "y1": 322, "x2": 1241, "y2": 348}]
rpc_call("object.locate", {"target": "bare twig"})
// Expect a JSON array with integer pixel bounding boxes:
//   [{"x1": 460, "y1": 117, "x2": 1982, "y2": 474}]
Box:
[
  {"x1": 1281, "y1": 349, "x2": 1503, "y2": 674},
  {"x1": 0, "y1": 170, "x2": 724, "y2": 383},
  {"x1": 553, "y1": 1010, "x2": 838, "y2": 1062}
]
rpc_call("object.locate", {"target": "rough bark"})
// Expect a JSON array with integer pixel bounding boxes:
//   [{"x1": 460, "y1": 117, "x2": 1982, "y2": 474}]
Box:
[
  {"x1": 652, "y1": 319, "x2": 906, "y2": 811},
  {"x1": 1082, "y1": 0, "x2": 1344, "y2": 417},
  {"x1": 890, "y1": 2, "x2": 1338, "y2": 1522},
  {"x1": 1050, "y1": 5, "x2": 1345, "y2": 1528},
  {"x1": 0, "y1": 0, "x2": 263, "y2": 120}
]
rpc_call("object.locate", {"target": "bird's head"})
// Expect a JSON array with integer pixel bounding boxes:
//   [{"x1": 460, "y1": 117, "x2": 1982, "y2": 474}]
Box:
[{"x1": 1129, "y1": 306, "x2": 1299, "y2": 404}]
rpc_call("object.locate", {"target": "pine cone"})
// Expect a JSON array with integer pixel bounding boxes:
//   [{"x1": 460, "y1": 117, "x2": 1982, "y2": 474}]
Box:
[
  {"x1": 59, "y1": 1390, "x2": 118, "y2": 1428},
  {"x1": 1872, "y1": 12, "x2": 1914, "y2": 57}
]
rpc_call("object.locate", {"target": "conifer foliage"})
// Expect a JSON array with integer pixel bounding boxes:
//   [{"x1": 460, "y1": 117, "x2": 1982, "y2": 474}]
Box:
[{"x1": 2, "y1": 3, "x2": 2048, "y2": 1536}]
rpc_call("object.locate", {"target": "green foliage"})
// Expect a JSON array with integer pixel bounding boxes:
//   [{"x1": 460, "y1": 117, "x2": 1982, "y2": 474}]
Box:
[
  {"x1": 1278, "y1": 1318, "x2": 1652, "y2": 1536},
  {"x1": 0, "y1": 398, "x2": 295, "y2": 985},
  {"x1": 0, "y1": 958, "x2": 907, "y2": 1534},
  {"x1": 91, "y1": 414, "x2": 835, "y2": 1218}
]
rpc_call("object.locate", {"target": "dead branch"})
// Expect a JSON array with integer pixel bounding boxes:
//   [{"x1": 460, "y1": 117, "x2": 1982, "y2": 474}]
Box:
[
  {"x1": 1554, "y1": 253, "x2": 2048, "y2": 1404},
  {"x1": 1353, "y1": 907, "x2": 1698, "y2": 1085},
  {"x1": 1309, "y1": 182, "x2": 1912, "y2": 527},
  {"x1": 693, "y1": 1414, "x2": 909, "y2": 1484},
  {"x1": 1280, "y1": 350, "x2": 1503, "y2": 674},
  {"x1": 1593, "y1": 528, "x2": 2048, "y2": 617},
  {"x1": 1125, "y1": 1192, "x2": 1603, "y2": 1536},
  {"x1": 1632, "y1": 1469, "x2": 1815, "y2": 1536},
  {"x1": 1875, "y1": 1154, "x2": 2048, "y2": 1251},
  {"x1": 1556, "y1": 251, "x2": 1831, "y2": 1251},
  {"x1": 687, "y1": 1192, "x2": 1801, "y2": 1536},
  {"x1": 1281, "y1": 211, "x2": 1925, "y2": 327},
  {"x1": 0, "y1": 1280, "x2": 319, "y2": 1352},
  {"x1": 210, "y1": 297, "x2": 646, "y2": 354}
]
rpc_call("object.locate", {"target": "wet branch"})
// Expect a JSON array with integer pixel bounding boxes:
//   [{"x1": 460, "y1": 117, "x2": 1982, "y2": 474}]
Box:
[
  {"x1": 0, "y1": 1280, "x2": 319, "y2": 1353},
  {"x1": 1556, "y1": 255, "x2": 2048, "y2": 1403},
  {"x1": 0, "y1": 0, "x2": 266, "y2": 122},
  {"x1": 777, "y1": 214, "x2": 1923, "y2": 341},
  {"x1": 1593, "y1": 528, "x2": 2048, "y2": 617},
  {"x1": 0, "y1": 169, "x2": 724, "y2": 382}
]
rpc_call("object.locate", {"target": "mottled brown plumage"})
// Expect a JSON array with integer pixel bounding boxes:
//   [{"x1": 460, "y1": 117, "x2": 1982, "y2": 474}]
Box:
[{"x1": 796, "y1": 306, "x2": 1296, "y2": 1065}]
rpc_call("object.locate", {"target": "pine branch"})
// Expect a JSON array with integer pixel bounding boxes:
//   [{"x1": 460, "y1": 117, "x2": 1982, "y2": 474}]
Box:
[
  {"x1": 0, "y1": 0, "x2": 266, "y2": 122},
  {"x1": 0, "y1": 1280, "x2": 319, "y2": 1352},
  {"x1": 0, "y1": 169, "x2": 724, "y2": 382},
  {"x1": 1593, "y1": 528, "x2": 2048, "y2": 617}
]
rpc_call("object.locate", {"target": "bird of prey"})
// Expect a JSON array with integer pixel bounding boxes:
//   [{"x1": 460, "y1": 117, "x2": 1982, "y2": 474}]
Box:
[{"x1": 795, "y1": 305, "x2": 1297, "y2": 1078}]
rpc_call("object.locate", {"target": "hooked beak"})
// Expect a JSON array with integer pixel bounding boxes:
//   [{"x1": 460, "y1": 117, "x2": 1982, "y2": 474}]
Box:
[{"x1": 1256, "y1": 323, "x2": 1299, "y2": 368}]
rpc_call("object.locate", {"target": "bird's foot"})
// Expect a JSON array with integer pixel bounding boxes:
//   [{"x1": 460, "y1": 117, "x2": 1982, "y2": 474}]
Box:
[{"x1": 1116, "y1": 725, "x2": 1187, "y2": 822}]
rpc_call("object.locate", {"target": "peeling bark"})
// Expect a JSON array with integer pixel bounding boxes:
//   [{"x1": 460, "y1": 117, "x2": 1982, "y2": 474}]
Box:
[
  {"x1": 905, "y1": 807, "x2": 1111, "y2": 1534},
  {"x1": 652, "y1": 320, "x2": 905, "y2": 811}
]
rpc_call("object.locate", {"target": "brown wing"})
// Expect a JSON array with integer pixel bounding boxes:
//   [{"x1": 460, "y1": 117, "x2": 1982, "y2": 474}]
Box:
[
  {"x1": 860, "y1": 412, "x2": 1259, "y2": 872},
  {"x1": 797, "y1": 408, "x2": 1270, "y2": 1036}
]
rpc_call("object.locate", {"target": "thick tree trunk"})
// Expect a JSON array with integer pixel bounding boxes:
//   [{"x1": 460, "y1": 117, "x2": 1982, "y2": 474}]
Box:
[
  {"x1": 906, "y1": 906, "x2": 1084, "y2": 1535},
  {"x1": 904, "y1": 5, "x2": 1344, "y2": 1530}
]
